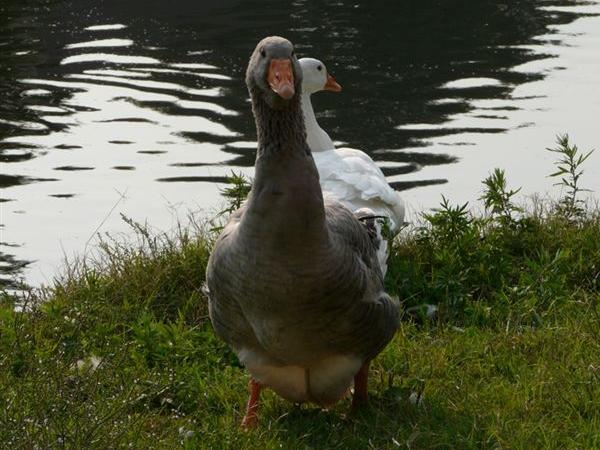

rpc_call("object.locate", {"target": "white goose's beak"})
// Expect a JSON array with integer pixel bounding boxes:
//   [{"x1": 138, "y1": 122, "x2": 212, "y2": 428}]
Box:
[{"x1": 324, "y1": 73, "x2": 342, "y2": 92}]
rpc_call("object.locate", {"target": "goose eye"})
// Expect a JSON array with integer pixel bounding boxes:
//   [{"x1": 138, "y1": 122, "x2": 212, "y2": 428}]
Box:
[
  {"x1": 291, "y1": 50, "x2": 295, "y2": 57},
  {"x1": 317, "y1": 65, "x2": 322, "y2": 71},
  {"x1": 260, "y1": 49, "x2": 266, "y2": 58}
]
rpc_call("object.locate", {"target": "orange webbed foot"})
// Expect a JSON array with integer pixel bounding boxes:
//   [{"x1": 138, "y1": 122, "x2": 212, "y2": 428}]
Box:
[
  {"x1": 350, "y1": 361, "x2": 370, "y2": 413},
  {"x1": 241, "y1": 378, "x2": 261, "y2": 429}
]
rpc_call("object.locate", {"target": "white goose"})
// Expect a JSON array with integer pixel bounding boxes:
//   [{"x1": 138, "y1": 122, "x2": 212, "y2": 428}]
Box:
[{"x1": 299, "y1": 57, "x2": 405, "y2": 274}]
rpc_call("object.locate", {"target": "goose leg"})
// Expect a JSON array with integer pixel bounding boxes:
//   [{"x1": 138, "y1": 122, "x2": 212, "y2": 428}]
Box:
[
  {"x1": 351, "y1": 361, "x2": 370, "y2": 411},
  {"x1": 241, "y1": 378, "x2": 262, "y2": 429}
]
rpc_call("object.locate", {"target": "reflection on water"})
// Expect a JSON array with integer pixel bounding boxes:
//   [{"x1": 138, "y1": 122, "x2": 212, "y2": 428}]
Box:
[{"x1": 1, "y1": 0, "x2": 599, "y2": 287}]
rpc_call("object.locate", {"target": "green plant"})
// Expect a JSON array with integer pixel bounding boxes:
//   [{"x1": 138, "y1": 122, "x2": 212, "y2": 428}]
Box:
[
  {"x1": 480, "y1": 168, "x2": 522, "y2": 226},
  {"x1": 219, "y1": 171, "x2": 252, "y2": 215},
  {"x1": 423, "y1": 196, "x2": 472, "y2": 241},
  {"x1": 548, "y1": 134, "x2": 595, "y2": 220}
]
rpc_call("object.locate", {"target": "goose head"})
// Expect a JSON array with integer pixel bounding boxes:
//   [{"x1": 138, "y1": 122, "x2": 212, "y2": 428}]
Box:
[
  {"x1": 299, "y1": 57, "x2": 342, "y2": 95},
  {"x1": 246, "y1": 36, "x2": 303, "y2": 110}
]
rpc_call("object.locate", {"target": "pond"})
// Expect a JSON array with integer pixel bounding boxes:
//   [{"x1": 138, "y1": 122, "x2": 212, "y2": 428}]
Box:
[{"x1": 1, "y1": 0, "x2": 599, "y2": 288}]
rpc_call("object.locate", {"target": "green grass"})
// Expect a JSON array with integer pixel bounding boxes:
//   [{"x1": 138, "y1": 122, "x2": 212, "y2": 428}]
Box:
[{"x1": 1, "y1": 137, "x2": 599, "y2": 449}]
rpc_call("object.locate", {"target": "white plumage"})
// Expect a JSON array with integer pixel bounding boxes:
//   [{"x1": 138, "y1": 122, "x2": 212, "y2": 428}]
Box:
[
  {"x1": 300, "y1": 57, "x2": 405, "y2": 273},
  {"x1": 314, "y1": 148, "x2": 405, "y2": 230}
]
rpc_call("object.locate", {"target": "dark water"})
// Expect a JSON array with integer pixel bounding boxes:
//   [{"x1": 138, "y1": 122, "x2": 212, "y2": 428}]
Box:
[{"x1": 1, "y1": 0, "x2": 600, "y2": 287}]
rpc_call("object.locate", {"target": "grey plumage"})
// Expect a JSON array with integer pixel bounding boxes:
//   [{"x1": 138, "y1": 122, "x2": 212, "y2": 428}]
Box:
[{"x1": 205, "y1": 36, "x2": 400, "y2": 407}]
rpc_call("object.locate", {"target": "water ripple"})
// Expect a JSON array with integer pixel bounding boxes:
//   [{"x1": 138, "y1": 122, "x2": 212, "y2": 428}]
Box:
[
  {"x1": 84, "y1": 24, "x2": 127, "y2": 31},
  {"x1": 66, "y1": 73, "x2": 223, "y2": 97},
  {"x1": 441, "y1": 78, "x2": 505, "y2": 89},
  {"x1": 65, "y1": 39, "x2": 134, "y2": 49},
  {"x1": 61, "y1": 53, "x2": 161, "y2": 65}
]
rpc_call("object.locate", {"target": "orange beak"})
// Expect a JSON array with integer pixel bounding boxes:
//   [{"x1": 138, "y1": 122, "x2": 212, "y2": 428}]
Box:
[
  {"x1": 267, "y1": 58, "x2": 295, "y2": 100},
  {"x1": 324, "y1": 73, "x2": 342, "y2": 92}
]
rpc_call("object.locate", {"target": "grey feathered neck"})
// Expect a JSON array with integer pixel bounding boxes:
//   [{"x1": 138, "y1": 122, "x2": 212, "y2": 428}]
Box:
[{"x1": 249, "y1": 85, "x2": 309, "y2": 158}]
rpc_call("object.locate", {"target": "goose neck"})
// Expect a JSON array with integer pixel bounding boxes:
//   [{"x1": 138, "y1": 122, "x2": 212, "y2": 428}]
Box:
[
  {"x1": 252, "y1": 92, "x2": 307, "y2": 157},
  {"x1": 300, "y1": 92, "x2": 334, "y2": 153}
]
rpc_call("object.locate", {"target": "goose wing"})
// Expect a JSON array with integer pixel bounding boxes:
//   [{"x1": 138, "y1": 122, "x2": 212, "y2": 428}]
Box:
[
  {"x1": 318, "y1": 199, "x2": 400, "y2": 360},
  {"x1": 206, "y1": 204, "x2": 261, "y2": 352},
  {"x1": 313, "y1": 148, "x2": 405, "y2": 230}
]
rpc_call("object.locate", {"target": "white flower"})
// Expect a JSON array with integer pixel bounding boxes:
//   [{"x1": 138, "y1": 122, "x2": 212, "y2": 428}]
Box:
[
  {"x1": 409, "y1": 391, "x2": 424, "y2": 406},
  {"x1": 178, "y1": 426, "x2": 195, "y2": 439},
  {"x1": 75, "y1": 355, "x2": 102, "y2": 371}
]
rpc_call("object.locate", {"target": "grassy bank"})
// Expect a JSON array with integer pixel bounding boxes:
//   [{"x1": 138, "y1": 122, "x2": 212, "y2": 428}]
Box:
[{"x1": 1, "y1": 138, "x2": 599, "y2": 449}]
